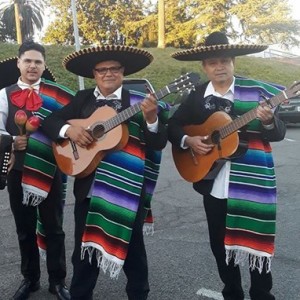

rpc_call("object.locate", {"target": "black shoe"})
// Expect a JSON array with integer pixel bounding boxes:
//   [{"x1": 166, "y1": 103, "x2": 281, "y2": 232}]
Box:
[
  {"x1": 12, "y1": 279, "x2": 40, "y2": 300},
  {"x1": 49, "y1": 283, "x2": 71, "y2": 300}
]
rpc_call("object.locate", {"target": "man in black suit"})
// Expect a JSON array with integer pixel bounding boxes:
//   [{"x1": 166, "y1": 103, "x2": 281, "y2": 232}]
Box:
[
  {"x1": 168, "y1": 32, "x2": 286, "y2": 300},
  {"x1": 42, "y1": 45, "x2": 169, "y2": 300},
  {"x1": 0, "y1": 41, "x2": 72, "y2": 300}
]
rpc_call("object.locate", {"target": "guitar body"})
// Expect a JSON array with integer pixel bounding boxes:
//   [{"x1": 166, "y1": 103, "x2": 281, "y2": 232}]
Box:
[
  {"x1": 53, "y1": 106, "x2": 129, "y2": 178},
  {"x1": 172, "y1": 80, "x2": 300, "y2": 182},
  {"x1": 52, "y1": 73, "x2": 203, "y2": 178},
  {"x1": 172, "y1": 111, "x2": 240, "y2": 182}
]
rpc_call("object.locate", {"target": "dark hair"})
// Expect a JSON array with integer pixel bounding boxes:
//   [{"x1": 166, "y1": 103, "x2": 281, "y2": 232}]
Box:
[{"x1": 18, "y1": 40, "x2": 46, "y2": 59}]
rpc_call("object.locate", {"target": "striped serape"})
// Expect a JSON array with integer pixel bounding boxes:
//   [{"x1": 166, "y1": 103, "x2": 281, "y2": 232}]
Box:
[
  {"x1": 225, "y1": 77, "x2": 284, "y2": 273},
  {"x1": 81, "y1": 91, "x2": 169, "y2": 278},
  {"x1": 21, "y1": 79, "x2": 73, "y2": 256}
]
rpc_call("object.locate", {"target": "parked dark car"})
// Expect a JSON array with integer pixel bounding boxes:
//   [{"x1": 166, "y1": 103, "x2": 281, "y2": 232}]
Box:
[
  {"x1": 122, "y1": 78, "x2": 155, "y2": 94},
  {"x1": 278, "y1": 97, "x2": 300, "y2": 123},
  {"x1": 122, "y1": 77, "x2": 194, "y2": 118}
]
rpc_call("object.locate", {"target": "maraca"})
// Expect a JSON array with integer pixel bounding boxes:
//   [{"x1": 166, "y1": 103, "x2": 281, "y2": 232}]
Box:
[
  {"x1": 25, "y1": 116, "x2": 41, "y2": 136},
  {"x1": 14, "y1": 110, "x2": 28, "y2": 135}
]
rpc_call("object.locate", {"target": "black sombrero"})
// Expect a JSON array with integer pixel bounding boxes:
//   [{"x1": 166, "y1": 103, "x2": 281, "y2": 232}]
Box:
[
  {"x1": 171, "y1": 32, "x2": 268, "y2": 61},
  {"x1": 63, "y1": 45, "x2": 154, "y2": 78},
  {"x1": 0, "y1": 56, "x2": 56, "y2": 90}
]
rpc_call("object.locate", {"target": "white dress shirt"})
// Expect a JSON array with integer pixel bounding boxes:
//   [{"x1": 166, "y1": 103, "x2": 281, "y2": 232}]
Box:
[{"x1": 205, "y1": 81, "x2": 235, "y2": 199}]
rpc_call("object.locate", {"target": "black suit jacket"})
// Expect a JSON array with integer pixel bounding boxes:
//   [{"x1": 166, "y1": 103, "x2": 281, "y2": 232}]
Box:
[{"x1": 42, "y1": 87, "x2": 168, "y2": 201}]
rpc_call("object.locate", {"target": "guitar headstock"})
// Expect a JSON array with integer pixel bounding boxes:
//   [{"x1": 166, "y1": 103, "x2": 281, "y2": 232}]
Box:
[
  {"x1": 285, "y1": 81, "x2": 300, "y2": 99},
  {"x1": 168, "y1": 72, "x2": 201, "y2": 94}
]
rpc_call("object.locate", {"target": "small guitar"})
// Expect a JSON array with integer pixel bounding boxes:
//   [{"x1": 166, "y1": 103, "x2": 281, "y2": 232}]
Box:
[
  {"x1": 172, "y1": 81, "x2": 300, "y2": 183},
  {"x1": 53, "y1": 72, "x2": 200, "y2": 178}
]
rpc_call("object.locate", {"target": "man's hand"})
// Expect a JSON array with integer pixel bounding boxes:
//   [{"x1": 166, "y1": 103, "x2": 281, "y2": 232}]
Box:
[
  {"x1": 185, "y1": 135, "x2": 214, "y2": 155},
  {"x1": 65, "y1": 125, "x2": 94, "y2": 148},
  {"x1": 256, "y1": 102, "x2": 274, "y2": 125},
  {"x1": 13, "y1": 135, "x2": 28, "y2": 151},
  {"x1": 140, "y1": 94, "x2": 158, "y2": 124}
]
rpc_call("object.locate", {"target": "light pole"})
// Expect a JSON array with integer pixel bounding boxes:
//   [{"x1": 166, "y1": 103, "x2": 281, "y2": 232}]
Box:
[{"x1": 70, "y1": 0, "x2": 85, "y2": 90}]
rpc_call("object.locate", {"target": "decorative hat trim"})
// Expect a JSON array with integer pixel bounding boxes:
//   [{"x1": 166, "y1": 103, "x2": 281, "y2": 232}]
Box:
[
  {"x1": 171, "y1": 32, "x2": 268, "y2": 61},
  {"x1": 63, "y1": 45, "x2": 153, "y2": 78}
]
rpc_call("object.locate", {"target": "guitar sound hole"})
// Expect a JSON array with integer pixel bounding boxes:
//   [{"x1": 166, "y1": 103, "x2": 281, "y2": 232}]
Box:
[
  {"x1": 211, "y1": 130, "x2": 221, "y2": 145},
  {"x1": 92, "y1": 124, "x2": 105, "y2": 139}
]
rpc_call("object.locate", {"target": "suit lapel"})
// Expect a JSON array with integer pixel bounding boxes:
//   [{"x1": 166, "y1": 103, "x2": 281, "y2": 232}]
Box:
[{"x1": 121, "y1": 88, "x2": 131, "y2": 110}]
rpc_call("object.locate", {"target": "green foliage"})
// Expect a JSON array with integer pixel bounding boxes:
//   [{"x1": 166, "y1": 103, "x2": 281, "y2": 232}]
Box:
[
  {"x1": 229, "y1": 0, "x2": 299, "y2": 46},
  {"x1": 0, "y1": 42, "x2": 299, "y2": 103},
  {"x1": 42, "y1": 0, "x2": 300, "y2": 49},
  {"x1": 0, "y1": 0, "x2": 45, "y2": 42},
  {"x1": 44, "y1": 0, "x2": 145, "y2": 45}
]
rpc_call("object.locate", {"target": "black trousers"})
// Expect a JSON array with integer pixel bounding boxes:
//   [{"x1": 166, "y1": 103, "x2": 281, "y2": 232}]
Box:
[
  {"x1": 203, "y1": 194, "x2": 275, "y2": 300},
  {"x1": 70, "y1": 196, "x2": 149, "y2": 300},
  {"x1": 7, "y1": 169, "x2": 67, "y2": 285}
]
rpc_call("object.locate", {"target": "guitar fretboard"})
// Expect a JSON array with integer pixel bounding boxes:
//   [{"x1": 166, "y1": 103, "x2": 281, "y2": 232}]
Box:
[
  {"x1": 219, "y1": 89, "x2": 289, "y2": 138},
  {"x1": 101, "y1": 82, "x2": 184, "y2": 132},
  {"x1": 89, "y1": 72, "x2": 200, "y2": 134},
  {"x1": 104, "y1": 102, "x2": 141, "y2": 132}
]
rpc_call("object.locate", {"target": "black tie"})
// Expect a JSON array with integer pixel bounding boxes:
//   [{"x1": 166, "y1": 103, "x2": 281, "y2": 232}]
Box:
[{"x1": 95, "y1": 99, "x2": 122, "y2": 112}]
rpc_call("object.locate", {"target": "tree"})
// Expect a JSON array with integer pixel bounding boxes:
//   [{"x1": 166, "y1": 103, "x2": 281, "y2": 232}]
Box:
[
  {"x1": 159, "y1": 0, "x2": 300, "y2": 48},
  {"x1": 0, "y1": 0, "x2": 45, "y2": 43},
  {"x1": 43, "y1": 0, "x2": 300, "y2": 49},
  {"x1": 229, "y1": 0, "x2": 299, "y2": 47},
  {"x1": 43, "y1": 0, "x2": 145, "y2": 45}
]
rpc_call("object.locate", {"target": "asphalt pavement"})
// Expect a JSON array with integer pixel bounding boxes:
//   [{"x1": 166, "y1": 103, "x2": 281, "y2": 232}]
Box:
[{"x1": 1, "y1": 131, "x2": 300, "y2": 300}]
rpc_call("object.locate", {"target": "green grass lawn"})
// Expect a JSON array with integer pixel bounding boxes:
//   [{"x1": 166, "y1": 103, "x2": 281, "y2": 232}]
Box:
[{"x1": 1, "y1": 42, "x2": 300, "y2": 104}]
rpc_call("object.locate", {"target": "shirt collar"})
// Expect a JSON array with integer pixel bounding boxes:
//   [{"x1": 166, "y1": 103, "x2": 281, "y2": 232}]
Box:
[
  {"x1": 94, "y1": 85, "x2": 123, "y2": 100},
  {"x1": 17, "y1": 78, "x2": 41, "y2": 90},
  {"x1": 204, "y1": 77, "x2": 235, "y2": 101}
]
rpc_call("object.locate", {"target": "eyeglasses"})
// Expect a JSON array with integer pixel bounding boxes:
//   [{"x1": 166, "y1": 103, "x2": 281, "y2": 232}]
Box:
[{"x1": 94, "y1": 66, "x2": 123, "y2": 75}]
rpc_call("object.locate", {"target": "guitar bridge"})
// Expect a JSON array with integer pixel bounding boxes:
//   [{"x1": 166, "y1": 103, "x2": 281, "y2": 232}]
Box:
[{"x1": 70, "y1": 140, "x2": 79, "y2": 160}]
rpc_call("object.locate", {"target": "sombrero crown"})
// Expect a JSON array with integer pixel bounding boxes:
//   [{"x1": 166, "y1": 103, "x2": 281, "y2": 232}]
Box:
[
  {"x1": 171, "y1": 31, "x2": 268, "y2": 61},
  {"x1": 0, "y1": 57, "x2": 56, "y2": 90},
  {"x1": 63, "y1": 45, "x2": 153, "y2": 78}
]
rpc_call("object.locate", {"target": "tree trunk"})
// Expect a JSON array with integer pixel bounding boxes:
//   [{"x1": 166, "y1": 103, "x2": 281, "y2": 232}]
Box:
[{"x1": 157, "y1": 0, "x2": 165, "y2": 48}]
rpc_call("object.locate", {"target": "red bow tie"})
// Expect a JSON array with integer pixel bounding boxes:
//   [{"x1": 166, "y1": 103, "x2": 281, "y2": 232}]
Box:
[{"x1": 10, "y1": 88, "x2": 43, "y2": 111}]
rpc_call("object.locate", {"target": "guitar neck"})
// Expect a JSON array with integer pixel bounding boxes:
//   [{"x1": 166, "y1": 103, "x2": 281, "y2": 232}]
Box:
[
  {"x1": 103, "y1": 87, "x2": 170, "y2": 132},
  {"x1": 219, "y1": 90, "x2": 287, "y2": 138}
]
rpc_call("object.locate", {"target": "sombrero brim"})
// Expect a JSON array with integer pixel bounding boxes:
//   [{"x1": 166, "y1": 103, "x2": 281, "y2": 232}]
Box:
[
  {"x1": 0, "y1": 57, "x2": 56, "y2": 90},
  {"x1": 171, "y1": 44, "x2": 268, "y2": 61},
  {"x1": 63, "y1": 45, "x2": 153, "y2": 78}
]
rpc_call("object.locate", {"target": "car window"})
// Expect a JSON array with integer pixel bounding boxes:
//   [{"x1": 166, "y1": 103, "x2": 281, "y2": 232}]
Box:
[{"x1": 122, "y1": 79, "x2": 155, "y2": 94}]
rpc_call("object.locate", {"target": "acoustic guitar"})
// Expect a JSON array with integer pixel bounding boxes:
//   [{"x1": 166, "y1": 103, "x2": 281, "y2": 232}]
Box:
[
  {"x1": 172, "y1": 81, "x2": 300, "y2": 183},
  {"x1": 53, "y1": 72, "x2": 200, "y2": 178}
]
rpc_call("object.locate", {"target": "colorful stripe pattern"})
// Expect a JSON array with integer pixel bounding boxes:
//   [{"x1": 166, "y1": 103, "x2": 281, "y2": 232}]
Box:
[
  {"x1": 224, "y1": 77, "x2": 283, "y2": 272},
  {"x1": 22, "y1": 79, "x2": 73, "y2": 205},
  {"x1": 81, "y1": 91, "x2": 169, "y2": 278},
  {"x1": 20, "y1": 79, "x2": 73, "y2": 257}
]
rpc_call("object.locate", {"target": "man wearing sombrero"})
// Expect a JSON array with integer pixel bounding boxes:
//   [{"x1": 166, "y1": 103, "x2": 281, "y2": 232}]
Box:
[
  {"x1": 0, "y1": 41, "x2": 74, "y2": 299},
  {"x1": 42, "y1": 45, "x2": 169, "y2": 300},
  {"x1": 168, "y1": 32, "x2": 286, "y2": 299}
]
